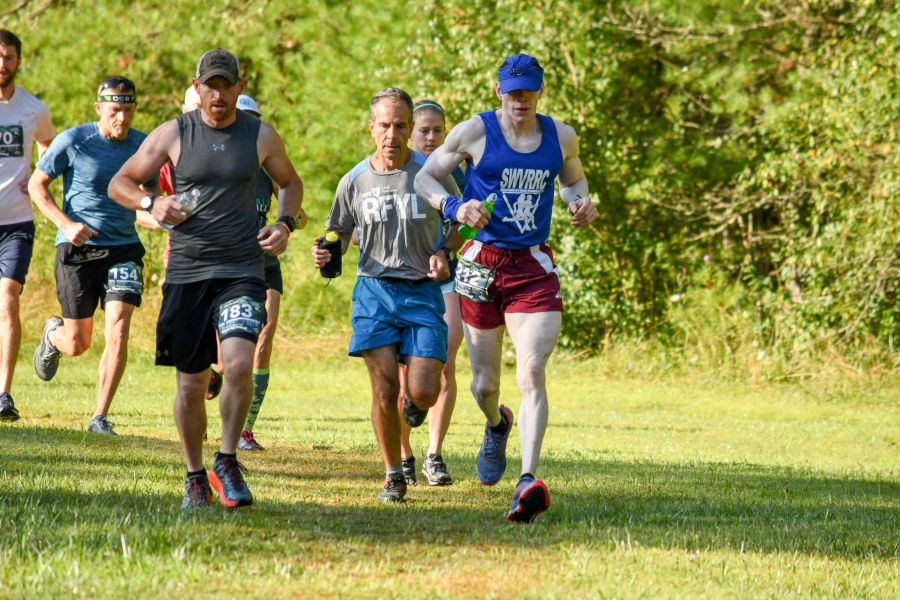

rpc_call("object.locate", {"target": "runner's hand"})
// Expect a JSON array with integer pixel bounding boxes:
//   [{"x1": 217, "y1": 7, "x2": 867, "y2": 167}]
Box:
[
  {"x1": 428, "y1": 251, "x2": 450, "y2": 281},
  {"x1": 63, "y1": 222, "x2": 98, "y2": 247},
  {"x1": 258, "y1": 224, "x2": 289, "y2": 256},
  {"x1": 456, "y1": 199, "x2": 490, "y2": 229},
  {"x1": 569, "y1": 196, "x2": 597, "y2": 227}
]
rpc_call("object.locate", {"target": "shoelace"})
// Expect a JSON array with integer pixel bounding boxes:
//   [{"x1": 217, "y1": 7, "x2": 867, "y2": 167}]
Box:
[
  {"x1": 429, "y1": 455, "x2": 448, "y2": 472},
  {"x1": 385, "y1": 475, "x2": 405, "y2": 492},
  {"x1": 218, "y1": 457, "x2": 248, "y2": 487},
  {"x1": 482, "y1": 430, "x2": 503, "y2": 463}
]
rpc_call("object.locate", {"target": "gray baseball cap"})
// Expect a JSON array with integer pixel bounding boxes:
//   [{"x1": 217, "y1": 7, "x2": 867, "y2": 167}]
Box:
[{"x1": 195, "y1": 48, "x2": 241, "y2": 85}]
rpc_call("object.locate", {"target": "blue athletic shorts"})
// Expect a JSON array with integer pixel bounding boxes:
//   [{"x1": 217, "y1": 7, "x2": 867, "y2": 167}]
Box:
[
  {"x1": 0, "y1": 221, "x2": 35, "y2": 286},
  {"x1": 349, "y1": 276, "x2": 447, "y2": 362}
]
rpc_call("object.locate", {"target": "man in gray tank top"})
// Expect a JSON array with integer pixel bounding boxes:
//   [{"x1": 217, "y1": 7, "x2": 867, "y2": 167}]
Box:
[{"x1": 109, "y1": 48, "x2": 304, "y2": 511}]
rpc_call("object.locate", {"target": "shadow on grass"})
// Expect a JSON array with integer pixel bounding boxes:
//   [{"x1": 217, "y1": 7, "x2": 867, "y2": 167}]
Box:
[{"x1": 1, "y1": 426, "x2": 897, "y2": 560}]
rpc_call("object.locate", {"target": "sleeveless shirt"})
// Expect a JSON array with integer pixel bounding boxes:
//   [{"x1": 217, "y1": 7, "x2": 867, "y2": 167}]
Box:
[
  {"x1": 168, "y1": 109, "x2": 262, "y2": 283},
  {"x1": 463, "y1": 110, "x2": 563, "y2": 249}
]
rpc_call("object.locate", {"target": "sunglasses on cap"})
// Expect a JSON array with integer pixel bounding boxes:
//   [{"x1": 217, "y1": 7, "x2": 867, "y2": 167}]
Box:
[{"x1": 97, "y1": 76, "x2": 136, "y2": 103}]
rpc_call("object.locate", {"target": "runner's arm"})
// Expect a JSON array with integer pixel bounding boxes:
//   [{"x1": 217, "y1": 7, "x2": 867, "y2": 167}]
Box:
[
  {"x1": 416, "y1": 117, "x2": 490, "y2": 229},
  {"x1": 109, "y1": 120, "x2": 188, "y2": 228},
  {"x1": 28, "y1": 168, "x2": 97, "y2": 246},
  {"x1": 556, "y1": 122, "x2": 596, "y2": 227}
]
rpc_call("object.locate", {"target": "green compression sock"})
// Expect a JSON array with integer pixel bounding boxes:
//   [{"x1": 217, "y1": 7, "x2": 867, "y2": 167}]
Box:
[{"x1": 244, "y1": 368, "x2": 269, "y2": 431}]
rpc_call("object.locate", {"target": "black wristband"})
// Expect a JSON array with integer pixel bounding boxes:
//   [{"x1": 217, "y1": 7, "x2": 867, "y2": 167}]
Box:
[
  {"x1": 276, "y1": 215, "x2": 296, "y2": 233},
  {"x1": 438, "y1": 246, "x2": 452, "y2": 259}
]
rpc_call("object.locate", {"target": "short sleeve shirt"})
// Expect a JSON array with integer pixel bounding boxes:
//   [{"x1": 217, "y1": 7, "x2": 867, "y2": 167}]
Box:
[
  {"x1": 36, "y1": 122, "x2": 153, "y2": 246},
  {"x1": 325, "y1": 151, "x2": 443, "y2": 280},
  {"x1": 0, "y1": 85, "x2": 54, "y2": 225}
]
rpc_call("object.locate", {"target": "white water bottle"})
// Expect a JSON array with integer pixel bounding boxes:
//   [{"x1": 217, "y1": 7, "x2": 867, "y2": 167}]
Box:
[{"x1": 159, "y1": 189, "x2": 200, "y2": 230}]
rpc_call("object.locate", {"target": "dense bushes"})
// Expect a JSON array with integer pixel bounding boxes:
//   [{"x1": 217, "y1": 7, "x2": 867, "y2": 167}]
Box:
[
  {"x1": 5, "y1": 0, "x2": 897, "y2": 370},
  {"x1": 403, "y1": 0, "x2": 898, "y2": 367}
]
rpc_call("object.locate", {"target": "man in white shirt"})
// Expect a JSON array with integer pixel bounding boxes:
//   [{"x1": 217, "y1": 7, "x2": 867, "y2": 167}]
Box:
[{"x1": 0, "y1": 29, "x2": 54, "y2": 422}]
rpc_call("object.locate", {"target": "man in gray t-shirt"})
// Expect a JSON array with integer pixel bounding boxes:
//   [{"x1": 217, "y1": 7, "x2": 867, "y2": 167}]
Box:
[{"x1": 312, "y1": 87, "x2": 458, "y2": 504}]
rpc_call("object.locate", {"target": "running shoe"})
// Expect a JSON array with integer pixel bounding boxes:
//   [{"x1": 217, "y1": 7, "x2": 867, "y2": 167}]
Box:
[
  {"x1": 205, "y1": 367, "x2": 223, "y2": 400},
  {"x1": 422, "y1": 453, "x2": 453, "y2": 486},
  {"x1": 33, "y1": 316, "x2": 63, "y2": 381},
  {"x1": 402, "y1": 394, "x2": 428, "y2": 428},
  {"x1": 0, "y1": 393, "x2": 19, "y2": 422},
  {"x1": 402, "y1": 455, "x2": 417, "y2": 486},
  {"x1": 87, "y1": 414, "x2": 117, "y2": 435},
  {"x1": 476, "y1": 405, "x2": 513, "y2": 485},
  {"x1": 237, "y1": 429, "x2": 264, "y2": 451},
  {"x1": 376, "y1": 473, "x2": 407, "y2": 502},
  {"x1": 507, "y1": 476, "x2": 550, "y2": 523},
  {"x1": 209, "y1": 452, "x2": 253, "y2": 508},
  {"x1": 181, "y1": 473, "x2": 213, "y2": 510}
]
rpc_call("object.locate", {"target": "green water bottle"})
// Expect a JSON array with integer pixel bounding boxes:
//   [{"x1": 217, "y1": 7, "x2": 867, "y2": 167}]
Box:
[{"x1": 458, "y1": 193, "x2": 497, "y2": 240}]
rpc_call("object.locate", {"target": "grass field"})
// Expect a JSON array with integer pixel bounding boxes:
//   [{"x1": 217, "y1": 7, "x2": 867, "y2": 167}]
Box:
[{"x1": 0, "y1": 323, "x2": 897, "y2": 599}]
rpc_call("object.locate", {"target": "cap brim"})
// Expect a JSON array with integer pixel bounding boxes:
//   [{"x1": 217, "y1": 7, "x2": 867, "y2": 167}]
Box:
[
  {"x1": 498, "y1": 76, "x2": 542, "y2": 94},
  {"x1": 197, "y1": 69, "x2": 239, "y2": 85}
]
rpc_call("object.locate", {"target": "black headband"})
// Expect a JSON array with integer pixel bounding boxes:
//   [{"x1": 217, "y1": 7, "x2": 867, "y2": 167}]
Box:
[{"x1": 97, "y1": 93, "x2": 136, "y2": 103}]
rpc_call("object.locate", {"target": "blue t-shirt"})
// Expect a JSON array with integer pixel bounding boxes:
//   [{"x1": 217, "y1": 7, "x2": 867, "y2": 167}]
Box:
[{"x1": 36, "y1": 122, "x2": 153, "y2": 246}]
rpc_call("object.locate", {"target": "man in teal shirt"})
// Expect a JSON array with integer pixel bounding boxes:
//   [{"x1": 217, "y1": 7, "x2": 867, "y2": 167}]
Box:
[{"x1": 29, "y1": 75, "x2": 158, "y2": 435}]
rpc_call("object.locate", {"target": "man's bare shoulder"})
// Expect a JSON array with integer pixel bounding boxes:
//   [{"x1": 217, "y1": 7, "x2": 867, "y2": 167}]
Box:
[
  {"x1": 147, "y1": 118, "x2": 181, "y2": 144},
  {"x1": 445, "y1": 114, "x2": 486, "y2": 155},
  {"x1": 553, "y1": 118, "x2": 579, "y2": 158}
]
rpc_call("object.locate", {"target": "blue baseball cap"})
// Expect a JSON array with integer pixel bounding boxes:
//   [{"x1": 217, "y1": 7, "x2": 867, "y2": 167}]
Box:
[{"x1": 497, "y1": 54, "x2": 544, "y2": 94}]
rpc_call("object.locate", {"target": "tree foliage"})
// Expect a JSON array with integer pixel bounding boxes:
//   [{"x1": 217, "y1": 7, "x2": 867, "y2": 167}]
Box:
[{"x1": 402, "y1": 0, "x2": 899, "y2": 363}]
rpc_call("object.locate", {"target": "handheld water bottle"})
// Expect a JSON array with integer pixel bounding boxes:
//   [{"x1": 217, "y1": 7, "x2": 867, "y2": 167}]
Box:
[
  {"x1": 457, "y1": 193, "x2": 497, "y2": 240},
  {"x1": 318, "y1": 231, "x2": 342, "y2": 278},
  {"x1": 159, "y1": 189, "x2": 200, "y2": 231}
]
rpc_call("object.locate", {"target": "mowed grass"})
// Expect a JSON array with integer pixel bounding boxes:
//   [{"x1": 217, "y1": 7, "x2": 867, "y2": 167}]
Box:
[{"x1": 0, "y1": 329, "x2": 898, "y2": 599}]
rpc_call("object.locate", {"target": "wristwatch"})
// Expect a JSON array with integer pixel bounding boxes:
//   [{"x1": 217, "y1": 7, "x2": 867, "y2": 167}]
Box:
[
  {"x1": 139, "y1": 194, "x2": 155, "y2": 211},
  {"x1": 276, "y1": 215, "x2": 296, "y2": 233}
]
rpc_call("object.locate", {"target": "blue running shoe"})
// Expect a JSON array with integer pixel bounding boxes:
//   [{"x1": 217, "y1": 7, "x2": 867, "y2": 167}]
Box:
[
  {"x1": 476, "y1": 405, "x2": 512, "y2": 485},
  {"x1": 507, "y1": 476, "x2": 550, "y2": 522}
]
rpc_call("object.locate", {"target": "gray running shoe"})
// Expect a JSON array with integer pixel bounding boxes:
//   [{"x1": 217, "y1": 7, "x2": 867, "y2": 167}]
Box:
[
  {"x1": 88, "y1": 414, "x2": 117, "y2": 435},
  {"x1": 237, "y1": 429, "x2": 264, "y2": 451},
  {"x1": 402, "y1": 395, "x2": 427, "y2": 428},
  {"x1": 0, "y1": 393, "x2": 19, "y2": 422},
  {"x1": 401, "y1": 455, "x2": 417, "y2": 486},
  {"x1": 422, "y1": 453, "x2": 453, "y2": 486},
  {"x1": 33, "y1": 316, "x2": 63, "y2": 381},
  {"x1": 376, "y1": 473, "x2": 407, "y2": 502},
  {"x1": 181, "y1": 473, "x2": 212, "y2": 510}
]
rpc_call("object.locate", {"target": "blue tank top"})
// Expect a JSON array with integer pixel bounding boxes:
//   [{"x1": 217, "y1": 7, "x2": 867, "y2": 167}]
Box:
[{"x1": 463, "y1": 110, "x2": 562, "y2": 249}]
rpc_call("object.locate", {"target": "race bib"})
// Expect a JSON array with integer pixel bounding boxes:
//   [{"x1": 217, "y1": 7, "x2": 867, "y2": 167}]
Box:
[
  {"x1": 0, "y1": 125, "x2": 24, "y2": 158},
  {"x1": 454, "y1": 256, "x2": 496, "y2": 303},
  {"x1": 217, "y1": 296, "x2": 265, "y2": 337},
  {"x1": 107, "y1": 261, "x2": 143, "y2": 295}
]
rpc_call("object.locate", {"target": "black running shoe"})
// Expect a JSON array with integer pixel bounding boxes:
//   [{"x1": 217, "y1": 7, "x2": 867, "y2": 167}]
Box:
[
  {"x1": 377, "y1": 473, "x2": 407, "y2": 502},
  {"x1": 0, "y1": 393, "x2": 19, "y2": 422},
  {"x1": 209, "y1": 452, "x2": 253, "y2": 508},
  {"x1": 181, "y1": 473, "x2": 213, "y2": 510},
  {"x1": 422, "y1": 453, "x2": 453, "y2": 486},
  {"x1": 402, "y1": 395, "x2": 428, "y2": 428},
  {"x1": 402, "y1": 455, "x2": 417, "y2": 486},
  {"x1": 33, "y1": 316, "x2": 63, "y2": 381},
  {"x1": 507, "y1": 476, "x2": 550, "y2": 523}
]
